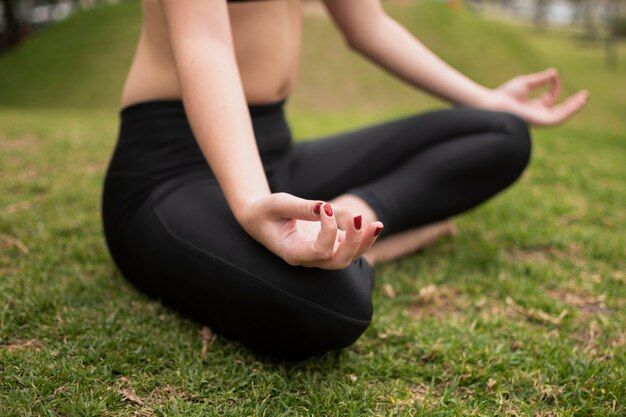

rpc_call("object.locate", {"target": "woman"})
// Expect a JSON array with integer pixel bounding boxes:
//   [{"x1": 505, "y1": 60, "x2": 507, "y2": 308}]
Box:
[{"x1": 102, "y1": 0, "x2": 588, "y2": 359}]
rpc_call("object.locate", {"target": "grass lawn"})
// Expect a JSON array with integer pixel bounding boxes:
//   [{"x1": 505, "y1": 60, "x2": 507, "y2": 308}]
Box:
[{"x1": 1, "y1": 1, "x2": 625, "y2": 415}]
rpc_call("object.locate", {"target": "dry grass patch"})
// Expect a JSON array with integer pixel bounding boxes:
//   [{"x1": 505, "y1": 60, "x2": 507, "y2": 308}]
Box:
[
  {"x1": 0, "y1": 200, "x2": 32, "y2": 215},
  {"x1": 199, "y1": 326, "x2": 216, "y2": 362},
  {"x1": 0, "y1": 234, "x2": 29, "y2": 254},
  {"x1": 0, "y1": 135, "x2": 39, "y2": 151},
  {"x1": 378, "y1": 382, "x2": 438, "y2": 410},
  {"x1": 116, "y1": 377, "x2": 194, "y2": 415},
  {"x1": 506, "y1": 297, "x2": 568, "y2": 326},
  {"x1": 1, "y1": 339, "x2": 44, "y2": 352},
  {"x1": 505, "y1": 243, "x2": 585, "y2": 266},
  {"x1": 404, "y1": 284, "x2": 469, "y2": 320},
  {"x1": 547, "y1": 287, "x2": 610, "y2": 318}
]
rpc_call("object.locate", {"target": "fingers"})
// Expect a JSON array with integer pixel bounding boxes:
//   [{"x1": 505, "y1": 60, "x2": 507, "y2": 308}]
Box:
[
  {"x1": 309, "y1": 206, "x2": 385, "y2": 269},
  {"x1": 525, "y1": 67, "x2": 558, "y2": 89},
  {"x1": 268, "y1": 192, "x2": 324, "y2": 221},
  {"x1": 522, "y1": 68, "x2": 561, "y2": 108},
  {"x1": 333, "y1": 215, "x2": 364, "y2": 265},
  {"x1": 529, "y1": 89, "x2": 589, "y2": 126},
  {"x1": 277, "y1": 199, "x2": 385, "y2": 269},
  {"x1": 313, "y1": 203, "x2": 338, "y2": 259},
  {"x1": 356, "y1": 221, "x2": 384, "y2": 257},
  {"x1": 549, "y1": 89, "x2": 589, "y2": 125},
  {"x1": 537, "y1": 68, "x2": 561, "y2": 107},
  {"x1": 322, "y1": 214, "x2": 385, "y2": 269},
  {"x1": 527, "y1": 89, "x2": 589, "y2": 126}
]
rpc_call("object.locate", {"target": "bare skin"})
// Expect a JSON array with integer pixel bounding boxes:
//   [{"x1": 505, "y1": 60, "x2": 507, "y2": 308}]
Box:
[
  {"x1": 330, "y1": 194, "x2": 456, "y2": 265},
  {"x1": 122, "y1": 0, "x2": 458, "y2": 266},
  {"x1": 121, "y1": 0, "x2": 302, "y2": 107},
  {"x1": 122, "y1": 0, "x2": 588, "y2": 269}
]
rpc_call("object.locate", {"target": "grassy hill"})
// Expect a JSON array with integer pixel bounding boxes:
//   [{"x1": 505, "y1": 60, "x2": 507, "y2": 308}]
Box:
[
  {"x1": 0, "y1": 0, "x2": 623, "y2": 132},
  {"x1": 0, "y1": 1, "x2": 140, "y2": 109},
  {"x1": 1, "y1": 1, "x2": 624, "y2": 416}
]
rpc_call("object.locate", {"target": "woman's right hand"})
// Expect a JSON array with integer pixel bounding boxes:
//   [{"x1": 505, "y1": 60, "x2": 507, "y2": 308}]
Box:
[{"x1": 237, "y1": 193, "x2": 383, "y2": 269}]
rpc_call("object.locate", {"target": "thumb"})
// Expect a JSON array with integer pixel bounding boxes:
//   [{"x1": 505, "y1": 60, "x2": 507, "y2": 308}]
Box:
[
  {"x1": 524, "y1": 67, "x2": 557, "y2": 89},
  {"x1": 268, "y1": 193, "x2": 324, "y2": 221}
]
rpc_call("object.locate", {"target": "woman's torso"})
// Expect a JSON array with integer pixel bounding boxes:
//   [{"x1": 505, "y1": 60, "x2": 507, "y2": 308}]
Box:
[{"x1": 120, "y1": 0, "x2": 302, "y2": 109}]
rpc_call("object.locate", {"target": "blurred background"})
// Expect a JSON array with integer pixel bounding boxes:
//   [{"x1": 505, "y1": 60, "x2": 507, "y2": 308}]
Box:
[
  {"x1": 0, "y1": 1, "x2": 624, "y2": 415},
  {"x1": 0, "y1": 0, "x2": 623, "y2": 128},
  {"x1": 2, "y1": 0, "x2": 625, "y2": 55}
]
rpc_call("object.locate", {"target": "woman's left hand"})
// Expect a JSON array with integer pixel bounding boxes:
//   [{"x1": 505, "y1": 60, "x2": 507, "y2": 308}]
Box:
[{"x1": 488, "y1": 68, "x2": 589, "y2": 126}]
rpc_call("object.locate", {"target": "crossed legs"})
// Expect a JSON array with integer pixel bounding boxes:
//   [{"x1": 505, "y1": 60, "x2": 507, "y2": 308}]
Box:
[
  {"x1": 104, "y1": 104, "x2": 532, "y2": 358},
  {"x1": 276, "y1": 107, "x2": 532, "y2": 264}
]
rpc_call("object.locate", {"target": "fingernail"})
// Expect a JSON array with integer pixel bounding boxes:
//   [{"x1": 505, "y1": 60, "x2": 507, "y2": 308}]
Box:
[
  {"x1": 374, "y1": 226, "x2": 383, "y2": 237},
  {"x1": 354, "y1": 215, "x2": 362, "y2": 230},
  {"x1": 324, "y1": 204, "x2": 333, "y2": 217},
  {"x1": 314, "y1": 202, "x2": 322, "y2": 215}
]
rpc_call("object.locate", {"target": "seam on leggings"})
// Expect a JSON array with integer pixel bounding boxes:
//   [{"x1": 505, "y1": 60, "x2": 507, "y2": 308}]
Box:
[{"x1": 149, "y1": 197, "x2": 371, "y2": 327}]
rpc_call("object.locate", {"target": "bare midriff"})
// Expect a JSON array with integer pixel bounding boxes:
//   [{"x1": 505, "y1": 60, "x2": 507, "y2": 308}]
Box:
[{"x1": 120, "y1": 0, "x2": 302, "y2": 109}]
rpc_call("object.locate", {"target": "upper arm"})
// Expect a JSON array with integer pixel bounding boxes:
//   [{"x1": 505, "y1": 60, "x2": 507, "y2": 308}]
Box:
[
  {"x1": 321, "y1": 0, "x2": 387, "y2": 48},
  {"x1": 158, "y1": 0, "x2": 236, "y2": 89}
]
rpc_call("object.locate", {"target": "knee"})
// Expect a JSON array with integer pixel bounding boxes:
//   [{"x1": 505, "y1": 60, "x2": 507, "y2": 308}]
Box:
[
  {"x1": 495, "y1": 112, "x2": 532, "y2": 177},
  {"x1": 282, "y1": 305, "x2": 372, "y2": 360},
  {"x1": 252, "y1": 300, "x2": 373, "y2": 361},
  {"x1": 252, "y1": 264, "x2": 374, "y2": 360}
]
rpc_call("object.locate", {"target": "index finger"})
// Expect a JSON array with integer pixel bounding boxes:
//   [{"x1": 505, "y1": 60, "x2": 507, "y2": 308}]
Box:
[
  {"x1": 537, "y1": 68, "x2": 561, "y2": 106},
  {"x1": 268, "y1": 193, "x2": 324, "y2": 221},
  {"x1": 525, "y1": 68, "x2": 557, "y2": 89}
]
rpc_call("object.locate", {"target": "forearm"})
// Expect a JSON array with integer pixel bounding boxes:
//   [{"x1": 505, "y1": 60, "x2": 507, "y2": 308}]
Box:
[
  {"x1": 177, "y1": 42, "x2": 270, "y2": 219},
  {"x1": 161, "y1": 0, "x2": 269, "y2": 223},
  {"x1": 349, "y1": 15, "x2": 494, "y2": 107},
  {"x1": 325, "y1": 0, "x2": 588, "y2": 125}
]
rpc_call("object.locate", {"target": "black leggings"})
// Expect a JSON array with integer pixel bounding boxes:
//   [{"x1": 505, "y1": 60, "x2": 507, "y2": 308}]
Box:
[{"x1": 101, "y1": 100, "x2": 531, "y2": 359}]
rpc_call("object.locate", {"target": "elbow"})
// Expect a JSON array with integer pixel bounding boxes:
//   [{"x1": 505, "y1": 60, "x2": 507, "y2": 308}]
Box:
[
  {"x1": 344, "y1": 33, "x2": 367, "y2": 53},
  {"x1": 344, "y1": 36, "x2": 360, "y2": 52},
  {"x1": 341, "y1": 15, "x2": 391, "y2": 54}
]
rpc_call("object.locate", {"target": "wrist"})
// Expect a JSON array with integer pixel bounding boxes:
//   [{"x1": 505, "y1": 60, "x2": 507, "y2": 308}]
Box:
[
  {"x1": 231, "y1": 192, "x2": 270, "y2": 230},
  {"x1": 477, "y1": 89, "x2": 516, "y2": 112},
  {"x1": 472, "y1": 88, "x2": 502, "y2": 110}
]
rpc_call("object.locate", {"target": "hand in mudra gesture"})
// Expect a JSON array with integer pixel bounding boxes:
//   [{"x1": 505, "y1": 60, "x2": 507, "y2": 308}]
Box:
[
  {"x1": 239, "y1": 193, "x2": 383, "y2": 269},
  {"x1": 490, "y1": 68, "x2": 589, "y2": 126}
]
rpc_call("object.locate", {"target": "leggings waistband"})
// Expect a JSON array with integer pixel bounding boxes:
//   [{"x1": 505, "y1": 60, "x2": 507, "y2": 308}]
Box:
[
  {"x1": 116, "y1": 99, "x2": 292, "y2": 156},
  {"x1": 119, "y1": 98, "x2": 288, "y2": 124},
  {"x1": 107, "y1": 98, "x2": 293, "y2": 181}
]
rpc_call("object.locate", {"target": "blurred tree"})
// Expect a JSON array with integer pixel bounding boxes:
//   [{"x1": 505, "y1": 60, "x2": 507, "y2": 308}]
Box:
[
  {"x1": 1, "y1": 0, "x2": 110, "y2": 53},
  {"x1": 534, "y1": 0, "x2": 550, "y2": 30},
  {"x1": 0, "y1": 0, "x2": 26, "y2": 50},
  {"x1": 605, "y1": 0, "x2": 621, "y2": 66},
  {"x1": 574, "y1": 0, "x2": 598, "y2": 38}
]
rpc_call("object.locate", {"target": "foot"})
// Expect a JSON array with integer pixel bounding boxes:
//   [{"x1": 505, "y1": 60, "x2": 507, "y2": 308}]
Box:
[{"x1": 362, "y1": 221, "x2": 456, "y2": 266}]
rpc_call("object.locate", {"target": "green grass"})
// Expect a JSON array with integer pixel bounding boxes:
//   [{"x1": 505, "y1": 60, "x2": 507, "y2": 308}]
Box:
[
  {"x1": 1, "y1": 1, "x2": 625, "y2": 415},
  {"x1": 0, "y1": 1, "x2": 139, "y2": 109}
]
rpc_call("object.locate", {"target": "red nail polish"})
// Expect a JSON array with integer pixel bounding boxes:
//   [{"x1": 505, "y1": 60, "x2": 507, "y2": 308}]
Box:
[
  {"x1": 324, "y1": 204, "x2": 333, "y2": 217},
  {"x1": 354, "y1": 215, "x2": 362, "y2": 230},
  {"x1": 314, "y1": 202, "x2": 322, "y2": 215},
  {"x1": 374, "y1": 226, "x2": 383, "y2": 237}
]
